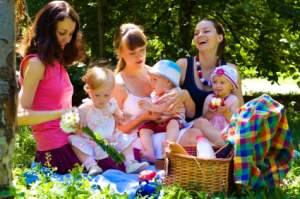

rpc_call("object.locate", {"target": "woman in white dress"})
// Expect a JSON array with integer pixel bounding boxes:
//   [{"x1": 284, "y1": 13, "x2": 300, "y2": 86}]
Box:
[{"x1": 112, "y1": 23, "x2": 195, "y2": 160}]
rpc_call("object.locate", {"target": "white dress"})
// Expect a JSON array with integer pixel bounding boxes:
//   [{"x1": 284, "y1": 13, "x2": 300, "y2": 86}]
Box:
[{"x1": 68, "y1": 98, "x2": 135, "y2": 160}]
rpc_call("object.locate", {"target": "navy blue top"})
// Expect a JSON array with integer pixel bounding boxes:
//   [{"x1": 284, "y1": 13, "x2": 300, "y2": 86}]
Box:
[{"x1": 181, "y1": 56, "x2": 226, "y2": 121}]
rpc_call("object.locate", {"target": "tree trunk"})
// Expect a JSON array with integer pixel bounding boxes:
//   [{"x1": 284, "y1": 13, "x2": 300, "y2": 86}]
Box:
[
  {"x1": 178, "y1": 0, "x2": 195, "y2": 52},
  {"x1": 0, "y1": 0, "x2": 17, "y2": 195},
  {"x1": 97, "y1": 0, "x2": 106, "y2": 59}
]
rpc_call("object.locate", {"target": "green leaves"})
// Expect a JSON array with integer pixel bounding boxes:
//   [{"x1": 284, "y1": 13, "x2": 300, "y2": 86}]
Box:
[
  {"x1": 82, "y1": 127, "x2": 125, "y2": 164},
  {"x1": 23, "y1": 0, "x2": 300, "y2": 85}
]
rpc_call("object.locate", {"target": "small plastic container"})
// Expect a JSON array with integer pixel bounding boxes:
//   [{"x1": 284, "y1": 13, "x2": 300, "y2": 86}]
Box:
[{"x1": 196, "y1": 135, "x2": 216, "y2": 159}]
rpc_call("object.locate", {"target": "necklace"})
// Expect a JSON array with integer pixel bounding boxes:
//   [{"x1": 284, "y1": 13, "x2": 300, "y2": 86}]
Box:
[{"x1": 195, "y1": 56, "x2": 212, "y2": 87}]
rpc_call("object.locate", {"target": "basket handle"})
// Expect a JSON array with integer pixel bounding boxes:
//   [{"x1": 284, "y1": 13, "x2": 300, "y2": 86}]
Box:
[
  {"x1": 164, "y1": 155, "x2": 170, "y2": 175},
  {"x1": 192, "y1": 156, "x2": 202, "y2": 171}
]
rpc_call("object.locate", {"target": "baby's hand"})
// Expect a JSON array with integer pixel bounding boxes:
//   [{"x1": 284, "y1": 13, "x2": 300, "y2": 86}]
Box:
[
  {"x1": 74, "y1": 128, "x2": 84, "y2": 135},
  {"x1": 138, "y1": 99, "x2": 152, "y2": 111},
  {"x1": 216, "y1": 104, "x2": 229, "y2": 114},
  {"x1": 77, "y1": 108, "x2": 87, "y2": 129},
  {"x1": 115, "y1": 112, "x2": 132, "y2": 124}
]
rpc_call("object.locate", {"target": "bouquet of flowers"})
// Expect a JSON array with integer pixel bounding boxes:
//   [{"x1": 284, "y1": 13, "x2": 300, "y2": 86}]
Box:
[{"x1": 60, "y1": 108, "x2": 125, "y2": 164}]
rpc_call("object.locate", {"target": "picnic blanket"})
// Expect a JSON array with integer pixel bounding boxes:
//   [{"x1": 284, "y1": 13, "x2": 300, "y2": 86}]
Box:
[
  {"x1": 223, "y1": 94, "x2": 294, "y2": 189},
  {"x1": 24, "y1": 162, "x2": 162, "y2": 198}
]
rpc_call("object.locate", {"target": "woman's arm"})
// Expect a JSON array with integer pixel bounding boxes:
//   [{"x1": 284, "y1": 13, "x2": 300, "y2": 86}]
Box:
[
  {"x1": 181, "y1": 89, "x2": 196, "y2": 118},
  {"x1": 112, "y1": 83, "x2": 127, "y2": 110},
  {"x1": 19, "y1": 57, "x2": 45, "y2": 108},
  {"x1": 117, "y1": 111, "x2": 161, "y2": 134},
  {"x1": 176, "y1": 58, "x2": 188, "y2": 86},
  {"x1": 117, "y1": 111, "x2": 150, "y2": 134},
  {"x1": 17, "y1": 108, "x2": 63, "y2": 126},
  {"x1": 176, "y1": 58, "x2": 196, "y2": 118},
  {"x1": 138, "y1": 99, "x2": 165, "y2": 113},
  {"x1": 18, "y1": 57, "x2": 63, "y2": 125},
  {"x1": 113, "y1": 82, "x2": 161, "y2": 133},
  {"x1": 112, "y1": 82, "x2": 143, "y2": 133}
]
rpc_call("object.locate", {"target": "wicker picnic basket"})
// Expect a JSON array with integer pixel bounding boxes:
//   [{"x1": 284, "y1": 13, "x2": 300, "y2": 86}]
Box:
[{"x1": 164, "y1": 146, "x2": 233, "y2": 194}]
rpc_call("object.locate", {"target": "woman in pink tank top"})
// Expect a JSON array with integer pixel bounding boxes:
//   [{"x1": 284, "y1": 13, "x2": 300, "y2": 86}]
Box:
[{"x1": 18, "y1": 1, "x2": 82, "y2": 174}]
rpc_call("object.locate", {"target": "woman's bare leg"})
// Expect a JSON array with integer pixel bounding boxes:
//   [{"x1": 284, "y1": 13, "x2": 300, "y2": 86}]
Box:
[
  {"x1": 178, "y1": 128, "x2": 203, "y2": 146},
  {"x1": 193, "y1": 118, "x2": 225, "y2": 146}
]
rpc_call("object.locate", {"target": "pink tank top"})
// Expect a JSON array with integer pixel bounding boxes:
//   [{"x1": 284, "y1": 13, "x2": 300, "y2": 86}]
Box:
[{"x1": 20, "y1": 54, "x2": 73, "y2": 151}]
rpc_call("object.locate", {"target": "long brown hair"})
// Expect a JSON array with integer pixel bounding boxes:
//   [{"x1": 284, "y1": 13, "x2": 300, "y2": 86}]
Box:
[
  {"x1": 113, "y1": 23, "x2": 147, "y2": 73},
  {"x1": 20, "y1": 1, "x2": 81, "y2": 66}
]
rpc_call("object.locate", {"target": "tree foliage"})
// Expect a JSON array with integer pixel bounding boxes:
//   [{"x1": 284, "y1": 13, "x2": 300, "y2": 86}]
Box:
[{"x1": 23, "y1": 0, "x2": 300, "y2": 84}]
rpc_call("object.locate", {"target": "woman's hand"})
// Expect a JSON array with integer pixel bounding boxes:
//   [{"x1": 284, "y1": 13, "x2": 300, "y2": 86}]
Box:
[
  {"x1": 138, "y1": 99, "x2": 152, "y2": 111},
  {"x1": 141, "y1": 111, "x2": 161, "y2": 121},
  {"x1": 116, "y1": 110, "x2": 161, "y2": 134},
  {"x1": 159, "y1": 89, "x2": 185, "y2": 111},
  {"x1": 115, "y1": 112, "x2": 133, "y2": 125},
  {"x1": 159, "y1": 89, "x2": 195, "y2": 118}
]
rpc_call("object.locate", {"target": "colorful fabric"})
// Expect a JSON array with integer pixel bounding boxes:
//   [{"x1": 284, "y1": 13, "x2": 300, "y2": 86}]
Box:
[{"x1": 222, "y1": 94, "x2": 293, "y2": 189}]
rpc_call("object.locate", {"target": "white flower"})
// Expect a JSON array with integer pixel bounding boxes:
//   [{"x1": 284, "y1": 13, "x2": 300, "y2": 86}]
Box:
[{"x1": 60, "y1": 108, "x2": 80, "y2": 133}]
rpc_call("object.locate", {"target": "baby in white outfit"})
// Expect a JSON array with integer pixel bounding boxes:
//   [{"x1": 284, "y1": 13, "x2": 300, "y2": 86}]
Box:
[{"x1": 69, "y1": 66, "x2": 148, "y2": 175}]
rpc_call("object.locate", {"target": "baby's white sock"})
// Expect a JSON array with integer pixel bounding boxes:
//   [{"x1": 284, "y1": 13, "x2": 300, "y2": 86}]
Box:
[{"x1": 83, "y1": 157, "x2": 97, "y2": 170}]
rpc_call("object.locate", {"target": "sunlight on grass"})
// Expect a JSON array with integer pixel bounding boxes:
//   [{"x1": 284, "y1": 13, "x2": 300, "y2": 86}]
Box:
[{"x1": 242, "y1": 78, "x2": 300, "y2": 95}]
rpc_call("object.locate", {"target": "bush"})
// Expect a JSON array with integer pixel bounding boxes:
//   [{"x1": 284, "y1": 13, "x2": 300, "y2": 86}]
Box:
[
  {"x1": 68, "y1": 63, "x2": 88, "y2": 106},
  {"x1": 13, "y1": 126, "x2": 36, "y2": 168}
]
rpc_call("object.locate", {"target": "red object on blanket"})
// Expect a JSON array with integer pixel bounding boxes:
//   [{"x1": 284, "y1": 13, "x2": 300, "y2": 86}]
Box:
[{"x1": 139, "y1": 170, "x2": 156, "y2": 181}]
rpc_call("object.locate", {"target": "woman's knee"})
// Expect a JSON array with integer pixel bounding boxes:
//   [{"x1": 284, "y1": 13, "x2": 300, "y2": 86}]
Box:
[
  {"x1": 167, "y1": 119, "x2": 179, "y2": 130},
  {"x1": 193, "y1": 117, "x2": 209, "y2": 129},
  {"x1": 178, "y1": 128, "x2": 203, "y2": 146}
]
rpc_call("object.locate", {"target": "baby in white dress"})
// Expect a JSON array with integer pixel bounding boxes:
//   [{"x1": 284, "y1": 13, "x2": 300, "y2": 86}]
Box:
[{"x1": 69, "y1": 66, "x2": 148, "y2": 175}]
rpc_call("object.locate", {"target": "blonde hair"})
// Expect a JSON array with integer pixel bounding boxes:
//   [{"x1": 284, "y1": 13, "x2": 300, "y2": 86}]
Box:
[
  {"x1": 82, "y1": 66, "x2": 115, "y2": 91},
  {"x1": 113, "y1": 23, "x2": 147, "y2": 73}
]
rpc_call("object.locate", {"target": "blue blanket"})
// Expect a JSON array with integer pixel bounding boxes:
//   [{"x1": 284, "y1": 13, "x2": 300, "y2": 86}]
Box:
[{"x1": 24, "y1": 162, "x2": 161, "y2": 198}]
